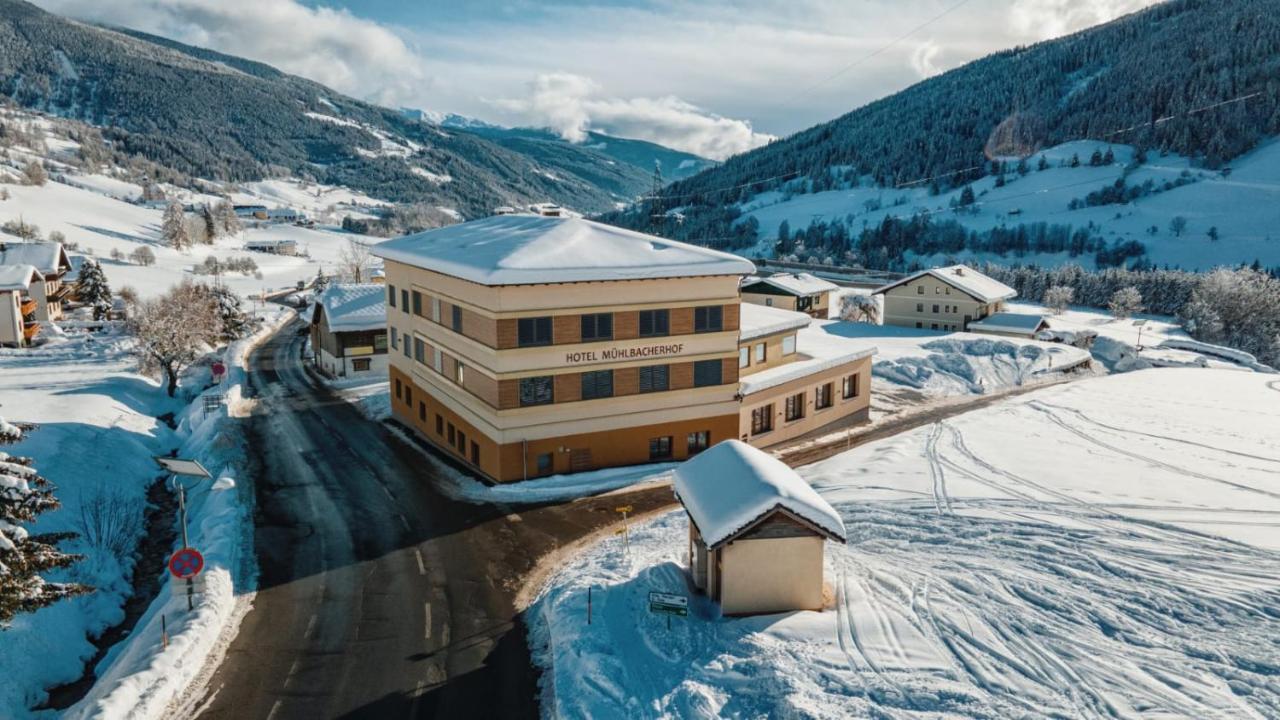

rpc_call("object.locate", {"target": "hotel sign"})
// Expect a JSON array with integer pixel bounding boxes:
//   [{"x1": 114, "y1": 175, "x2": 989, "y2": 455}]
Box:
[{"x1": 564, "y1": 343, "x2": 685, "y2": 364}]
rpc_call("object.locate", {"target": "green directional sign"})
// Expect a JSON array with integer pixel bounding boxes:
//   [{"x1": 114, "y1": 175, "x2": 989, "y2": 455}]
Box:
[{"x1": 649, "y1": 591, "x2": 688, "y2": 617}]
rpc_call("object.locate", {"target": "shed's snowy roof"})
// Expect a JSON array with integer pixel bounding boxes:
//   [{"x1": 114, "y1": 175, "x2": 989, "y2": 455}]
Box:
[
  {"x1": 739, "y1": 303, "x2": 811, "y2": 341},
  {"x1": 740, "y1": 320, "x2": 876, "y2": 396},
  {"x1": 370, "y1": 215, "x2": 756, "y2": 286},
  {"x1": 314, "y1": 283, "x2": 386, "y2": 333},
  {"x1": 873, "y1": 265, "x2": 1016, "y2": 303},
  {"x1": 0, "y1": 264, "x2": 39, "y2": 292},
  {"x1": 743, "y1": 272, "x2": 839, "y2": 296},
  {"x1": 968, "y1": 312, "x2": 1049, "y2": 336},
  {"x1": 674, "y1": 440, "x2": 846, "y2": 548},
  {"x1": 0, "y1": 242, "x2": 71, "y2": 276}
]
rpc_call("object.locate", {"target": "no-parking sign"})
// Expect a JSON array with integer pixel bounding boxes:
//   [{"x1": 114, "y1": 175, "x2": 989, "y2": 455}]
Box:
[{"x1": 169, "y1": 547, "x2": 204, "y2": 579}]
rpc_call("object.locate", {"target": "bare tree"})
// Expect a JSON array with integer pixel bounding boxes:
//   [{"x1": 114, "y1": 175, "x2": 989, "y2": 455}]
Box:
[
  {"x1": 1107, "y1": 286, "x2": 1144, "y2": 320},
  {"x1": 840, "y1": 292, "x2": 880, "y2": 324},
  {"x1": 161, "y1": 201, "x2": 190, "y2": 250},
  {"x1": 1044, "y1": 285, "x2": 1075, "y2": 315},
  {"x1": 1169, "y1": 216, "x2": 1188, "y2": 237},
  {"x1": 22, "y1": 160, "x2": 46, "y2": 186},
  {"x1": 129, "y1": 282, "x2": 221, "y2": 396},
  {"x1": 338, "y1": 238, "x2": 372, "y2": 283},
  {"x1": 129, "y1": 246, "x2": 156, "y2": 266},
  {"x1": 75, "y1": 486, "x2": 139, "y2": 559}
]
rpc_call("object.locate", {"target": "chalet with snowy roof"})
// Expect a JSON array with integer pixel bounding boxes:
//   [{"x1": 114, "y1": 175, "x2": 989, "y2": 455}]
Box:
[
  {"x1": 0, "y1": 265, "x2": 42, "y2": 347},
  {"x1": 741, "y1": 272, "x2": 839, "y2": 318},
  {"x1": 675, "y1": 440, "x2": 846, "y2": 615},
  {"x1": 244, "y1": 238, "x2": 299, "y2": 256},
  {"x1": 310, "y1": 284, "x2": 388, "y2": 379},
  {"x1": 872, "y1": 264, "x2": 1016, "y2": 332},
  {"x1": 0, "y1": 241, "x2": 72, "y2": 323},
  {"x1": 966, "y1": 312, "x2": 1050, "y2": 339},
  {"x1": 370, "y1": 214, "x2": 875, "y2": 482}
]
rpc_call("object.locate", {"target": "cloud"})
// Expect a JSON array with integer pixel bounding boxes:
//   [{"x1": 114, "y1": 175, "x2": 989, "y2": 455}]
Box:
[
  {"x1": 909, "y1": 40, "x2": 944, "y2": 78},
  {"x1": 31, "y1": 0, "x2": 428, "y2": 105},
  {"x1": 494, "y1": 72, "x2": 775, "y2": 161},
  {"x1": 1008, "y1": 0, "x2": 1166, "y2": 41}
]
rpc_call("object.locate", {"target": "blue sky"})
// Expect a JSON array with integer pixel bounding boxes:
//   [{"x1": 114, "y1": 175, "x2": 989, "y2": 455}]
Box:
[{"x1": 36, "y1": 0, "x2": 1164, "y2": 159}]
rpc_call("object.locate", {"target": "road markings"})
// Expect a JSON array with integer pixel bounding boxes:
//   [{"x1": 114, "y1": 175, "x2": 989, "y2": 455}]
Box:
[
  {"x1": 304, "y1": 613, "x2": 318, "y2": 639},
  {"x1": 424, "y1": 602, "x2": 432, "y2": 640},
  {"x1": 409, "y1": 679, "x2": 426, "y2": 719},
  {"x1": 381, "y1": 483, "x2": 394, "y2": 500},
  {"x1": 283, "y1": 659, "x2": 301, "y2": 688},
  {"x1": 413, "y1": 548, "x2": 426, "y2": 575},
  {"x1": 398, "y1": 514, "x2": 411, "y2": 532},
  {"x1": 267, "y1": 700, "x2": 283, "y2": 720}
]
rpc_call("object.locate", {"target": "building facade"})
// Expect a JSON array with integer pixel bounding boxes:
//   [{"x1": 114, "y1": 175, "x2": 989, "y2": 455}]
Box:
[
  {"x1": 0, "y1": 265, "x2": 41, "y2": 347},
  {"x1": 310, "y1": 284, "x2": 389, "y2": 379},
  {"x1": 0, "y1": 242, "x2": 72, "y2": 323},
  {"x1": 873, "y1": 265, "x2": 1016, "y2": 331},
  {"x1": 740, "y1": 272, "x2": 838, "y2": 317}
]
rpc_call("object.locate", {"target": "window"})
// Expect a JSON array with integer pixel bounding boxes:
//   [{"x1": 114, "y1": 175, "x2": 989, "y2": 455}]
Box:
[
  {"x1": 765, "y1": 298, "x2": 773, "y2": 307},
  {"x1": 751, "y1": 404, "x2": 773, "y2": 435},
  {"x1": 931, "y1": 323, "x2": 939, "y2": 330},
  {"x1": 433, "y1": 348, "x2": 443, "y2": 373},
  {"x1": 935, "y1": 287, "x2": 942, "y2": 294},
  {"x1": 457, "y1": 430, "x2": 466, "y2": 453},
  {"x1": 451, "y1": 305, "x2": 463, "y2": 333},
  {"x1": 470, "y1": 441, "x2": 480, "y2": 465},
  {"x1": 694, "y1": 305, "x2": 723, "y2": 333},
  {"x1": 916, "y1": 303, "x2": 924, "y2": 312},
  {"x1": 842, "y1": 373, "x2": 860, "y2": 399},
  {"x1": 390, "y1": 327, "x2": 398, "y2": 349},
  {"x1": 785, "y1": 392, "x2": 805, "y2": 421},
  {"x1": 639, "y1": 309, "x2": 669, "y2": 337},
  {"x1": 782, "y1": 335, "x2": 797, "y2": 356},
  {"x1": 394, "y1": 377, "x2": 401, "y2": 399},
  {"x1": 435, "y1": 414, "x2": 444, "y2": 435},
  {"x1": 518, "y1": 317, "x2": 553, "y2": 347},
  {"x1": 754, "y1": 342, "x2": 766, "y2": 363},
  {"x1": 519, "y1": 376, "x2": 554, "y2": 406},
  {"x1": 352, "y1": 358, "x2": 371, "y2": 372},
  {"x1": 639, "y1": 365, "x2": 669, "y2": 393},
  {"x1": 414, "y1": 337, "x2": 425, "y2": 364},
  {"x1": 374, "y1": 333, "x2": 387, "y2": 352},
  {"x1": 916, "y1": 285, "x2": 924, "y2": 295},
  {"x1": 455, "y1": 361, "x2": 465, "y2": 385},
  {"x1": 649, "y1": 436, "x2": 673, "y2": 460},
  {"x1": 388, "y1": 285, "x2": 397, "y2": 307},
  {"x1": 404, "y1": 386, "x2": 413, "y2": 406},
  {"x1": 816, "y1": 383, "x2": 833, "y2": 410},
  {"x1": 431, "y1": 297, "x2": 441, "y2": 322},
  {"x1": 580, "y1": 313, "x2": 612, "y2": 341},
  {"x1": 581, "y1": 370, "x2": 613, "y2": 400},
  {"x1": 412, "y1": 290, "x2": 423, "y2": 316},
  {"x1": 536, "y1": 453, "x2": 553, "y2": 475},
  {"x1": 916, "y1": 321, "x2": 923, "y2": 329},
  {"x1": 401, "y1": 289, "x2": 410, "y2": 313},
  {"x1": 693, "y1": 359, "x2": 722, "y2": 387},
  {"x1": 447, "y1": 423, "x2": 455, "y2": 445},
  {"x1": 945, "y1": 286, "x2": 951, "y2": 295},
  {"x1": 687, "y1": 431, "x2": 710, "y2": 455},
  {"x1": 403, "y1": 338, "x2": 411, "y2": 358},
  {"x1": 738, "y1": 346, "x2": 750, "y2": 369},
  {"x1": 932, "y1": 304, "x2": 939, "y2": 313},
  {"x1": 418, "y1": 401, "x2": 426, "y2": 421}
]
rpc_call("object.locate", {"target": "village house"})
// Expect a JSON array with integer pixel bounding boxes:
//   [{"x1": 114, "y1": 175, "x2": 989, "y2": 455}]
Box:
[
  {"x1": 872, "y1": 264, "x2": 1016, "y2": 331},
  {"x1": 675, "y1": 439, "x2": 847, "y2": 615},
  {"x1": 0, "y1": 242, "x2": 73, "y2": 323},
  {"x1": 740, "y1": 272, "x2": 838, "y2": 317},
  {"x1": 309, "y1": 284, "x2": 389, "y2": 379},
  {"x1": 244, "y1": 238, "x2": 299, "y2": 256},
  {"x1": 371, "y1": 215, "x2": 876, "y2": 482},
  {"x1": 966, "y1": 312, "x2": 1051, "y2": 339},
  {"x1": 0, "y1": 264, "x2": 42, "y2": 347}
]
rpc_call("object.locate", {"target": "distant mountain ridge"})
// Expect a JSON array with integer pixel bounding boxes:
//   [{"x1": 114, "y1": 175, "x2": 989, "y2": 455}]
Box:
[
  {"x1": 0, "y1": 0, "x2": 691, "y2": 217},
  {"x1": 604, "y1": 0, "x2": 1280, "y2": 249}
]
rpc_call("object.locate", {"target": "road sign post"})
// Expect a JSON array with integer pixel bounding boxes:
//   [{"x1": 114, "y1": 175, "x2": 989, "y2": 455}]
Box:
[
  {"x1": 649, "y1": 591, "x2": 688, "y2": 630},
  {"x1": 169, "y1": 546, "x2": 205, "y2": 611},
  {"x1": 155, "y1": 457, "x2": 212, "y2": 611}
]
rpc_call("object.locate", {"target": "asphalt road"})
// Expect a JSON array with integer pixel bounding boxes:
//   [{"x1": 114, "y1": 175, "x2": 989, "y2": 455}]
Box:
[{"x1": 190, "y1": 320, "x2": 677, "y2": 719}]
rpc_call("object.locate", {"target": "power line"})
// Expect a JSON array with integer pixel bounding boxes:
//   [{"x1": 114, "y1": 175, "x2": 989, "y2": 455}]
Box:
[{"x1": 1102, "y1": 92, "x2": 1262, "y2": 139}]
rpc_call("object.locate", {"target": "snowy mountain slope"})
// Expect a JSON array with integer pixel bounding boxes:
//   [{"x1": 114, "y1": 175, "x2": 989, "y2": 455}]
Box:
[{"x1": 530, "y1": 368, "x2": 1280, "y2": 719}]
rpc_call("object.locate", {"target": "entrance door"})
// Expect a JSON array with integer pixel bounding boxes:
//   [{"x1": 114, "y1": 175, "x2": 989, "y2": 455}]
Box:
[{"x1": 569, "y1": 448, "x2": 593, "y2": 472}]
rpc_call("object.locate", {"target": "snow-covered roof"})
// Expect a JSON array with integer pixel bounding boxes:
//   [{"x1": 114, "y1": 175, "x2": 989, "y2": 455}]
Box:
[
  {"x1": 674, "y1": 440, "x2": 846, "y2": 548},
  {"x1": 0, "y1": 242, "x2": 71, "y2": 276},
  {"x1": 873, "y1": 265, "x2": 1016, "y2": 303},
  {"x1": 739, "y1": 303, "x2": 811, "y2": 341},
  {"x1": 0, "y1": 264, "x2": 40, "y2": 292},
  {"x1": 967, "y1": 312, "x2": 1049, "y2": 336},
  {"x1": 370, "y1": 215, "x2": 756, "y2": 286},
  {"x1": 313, "y1": 283, "x2": 386, "y2": 333},
  {"x1": 740, "y1": 320, "x2": 876, "y2": 396},
  {"x1": 742, "y1": 272, "x2": 839, "y2": 296}
]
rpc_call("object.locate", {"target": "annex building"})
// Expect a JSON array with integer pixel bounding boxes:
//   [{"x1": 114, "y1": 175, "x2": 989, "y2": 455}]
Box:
[{"x1": 372, "y1": 215, "x2": 874, "y2": 482}]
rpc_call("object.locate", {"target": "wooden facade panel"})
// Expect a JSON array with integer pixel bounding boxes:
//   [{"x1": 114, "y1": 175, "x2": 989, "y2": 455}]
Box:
[
  {"x1": 671, "y1": 361, "x2": 693, "y2": 390},
  {"x1": 466, "y1": 369, "x2": 500, "y2": 408},
  {"x1": 614, "y1": 367, "x2": 639, "y2": 396},
  {"x1": 496, "y1": 318, "x2": 518, "y2": 350},
  {"x1": 723, "y1": 302, "x2": 740, "y2": 331},
  {"x1": 554, "y1": 373, "x2": 582, "y2": 403},
  {"x1": 721, "y1": 357, "x2": 740, "y2": 385},
  {"x1": 553, "y1": 315, "x2": 581, "y2": 345},
  {"x1": 497, "y1": 379, "x2": 520, "y2": 410},
  {"x1": 464, "y1": 308, "x2": 497, "y2": 347},
  {"x1": 614, "y1": 311, "x2": 639, "y2": 340},
  {"x1": 670, "y1": 307, "x2": 694, "y2": 335}
]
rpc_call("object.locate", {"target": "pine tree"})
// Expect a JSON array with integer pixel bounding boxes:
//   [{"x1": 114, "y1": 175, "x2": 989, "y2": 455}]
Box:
[
  {"x1": 202, "y1": 205, "x2": 218, "y2": 242},
  {"x1": 959, "y1": 185, "x2": 976, "y2": 207},
  {"x1": 1037, "y1": 156, "x2": 1049, "y2": 172},
  {"x1": 210, "y1": 285, "x2": 249, "y2": 340},
  {"x1": 0, "y1": 427, "x2": 90, "y2": 625},
  {"x1": 312, "y1": 268, "x2": 329, "y2": 294},
  {"x1": 162, "y1": 201, "x2": 190, "y2": 250},
  {"x1": 1069, "y1": 153, "x2": 1081, "y2": 168},
  {"x1": 75, "y1": 259, "x2": 113, "y2": 320}
]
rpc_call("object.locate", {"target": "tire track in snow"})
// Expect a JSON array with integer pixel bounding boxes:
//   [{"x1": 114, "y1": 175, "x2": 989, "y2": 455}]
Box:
[{"x1": 924, "y1": 423, "x2": 953, "y2": 516}]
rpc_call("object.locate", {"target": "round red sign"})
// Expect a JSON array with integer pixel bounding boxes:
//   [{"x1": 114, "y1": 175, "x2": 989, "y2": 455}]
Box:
[
  {"x1": 211, "y1": 361, "x2": 227, "y2": 377},
  {"x1": 169, "y1": 547, "x2": 204, "y2": 579}
]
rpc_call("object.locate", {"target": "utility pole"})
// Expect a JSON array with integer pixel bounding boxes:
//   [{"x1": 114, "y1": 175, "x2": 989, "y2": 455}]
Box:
[{"x1": 648, "y1": 160, "x2": 665, "y2": 237}]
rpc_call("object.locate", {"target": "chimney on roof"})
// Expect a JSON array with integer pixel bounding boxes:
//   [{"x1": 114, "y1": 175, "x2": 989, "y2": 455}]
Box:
[{"x1": 954, "y1": 267, "x2": 964, "y2": 275}]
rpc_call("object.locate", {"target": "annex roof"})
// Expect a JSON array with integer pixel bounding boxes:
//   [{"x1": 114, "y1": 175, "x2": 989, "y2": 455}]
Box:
[
  {"x1": 370, "y1": 215, "x2": 756, "y2": 286},
  {"x1": 313, "y1": 283, "x2": 386, "y2": 333},
  {"x1": 674, "y1": 440, "x2": 847, "y2": 548},
  {"x1": 739, "y1": 319, "x2": 876, "y2": 396},
  {"x1": 742, "y1": 272, "x2": 838, "y2": 296},
  {"x1": 0, "y1": 242, "x2": 71, "y2": 277},
  {"x1": 739, "y1": 303, "x2": 812, "y2": 342},
  {"x1": 967, "y1": 312, "x2": 1049, "y2": 336},
  {"x1": 0, "y1": 264, "x2": 40, "y2": 292},
  {"x1": 872, "y1": 265, "x2": 1016, "y2": 303}
]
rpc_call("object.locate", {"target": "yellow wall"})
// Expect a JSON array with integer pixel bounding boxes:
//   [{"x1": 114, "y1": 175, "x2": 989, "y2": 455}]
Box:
[
  {"x1": 717, "y1": 536, "x2": 826, "y2": 615},
  {"x1": 880, "y1": 275, "x2": 1003, "y2": 330},
  {"x1": 740, "y1": 356, "x2": 872, "y2": 446}
]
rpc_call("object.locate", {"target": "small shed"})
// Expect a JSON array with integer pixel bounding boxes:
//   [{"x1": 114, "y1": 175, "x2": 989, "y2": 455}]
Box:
[
  {"x1": 673, "y1": 440, "x2": 846, "y2": 615},
  {"x1": 741, "y1": 272, "x2": 839, "y2": 317},
  {"x1": 967, "y1": 312, "x2": 1050, "y2": 339}
]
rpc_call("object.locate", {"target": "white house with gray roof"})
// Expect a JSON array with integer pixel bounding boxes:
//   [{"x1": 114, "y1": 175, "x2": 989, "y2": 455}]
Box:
[
  {"x1": 0, "y1": 242, "x2": 72, "y2": 323},
  {"x1": 872, "y1": 265, "x2": 1016, "y2": 332}
]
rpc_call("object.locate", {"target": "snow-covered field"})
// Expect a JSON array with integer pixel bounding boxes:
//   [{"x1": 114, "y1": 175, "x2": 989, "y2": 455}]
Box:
[
  {"x1": 741, "y1": 139, "x2": 1280, "y2": 270},
  {"x1": 530, "y1": 368, "x2": 1280, "y2": 719}
]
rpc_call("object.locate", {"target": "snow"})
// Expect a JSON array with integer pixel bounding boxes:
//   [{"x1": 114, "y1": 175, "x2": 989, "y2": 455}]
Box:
[
  {"x1": 874, "y1": 265, "x2": 1017, "y2": 303},
  {"x1": 0, "y1": 242, "x2": 69, "y2": 276},
  {"x1": 737, "y1": 303, "x2": 810, "y2": 341},
  {"x1": 410, "y1": 167, "x2": 452, "y2": 185},
  {"x1": 371, "y1": 215, "x2": 756, "y2": 286},
  {"x1": 0, "y1": 263, "x2": 39, "y2": 290},
  {"x1": 673, "y1": 440, "x2": 846, "y2": 547},
  {"x1": 965, "y1": 311, "x2": 1047, "y2": 336},
  {"x1": 530, "y1": 368, "x2": 1280, "y2": 719},
  {"x1": 743, "y1": 272, "x2": 839, "y2": 296},
  {"x1": 739, "y1": 321, "x2": 877, "y2": 396},
  {"x1": 314, "y1": 283, "x2": 386, "y2": 332}
]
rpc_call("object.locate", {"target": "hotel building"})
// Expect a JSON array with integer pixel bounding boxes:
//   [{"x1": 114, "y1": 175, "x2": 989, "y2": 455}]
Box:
[{"x1": 373, "y1": 215, "x2": 873, "y2": 482}]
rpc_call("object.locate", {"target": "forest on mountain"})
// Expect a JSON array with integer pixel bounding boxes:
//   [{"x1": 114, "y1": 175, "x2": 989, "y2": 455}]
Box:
[{"x1": 603, "y1": 0, "x2": 1280, "y2": 247}]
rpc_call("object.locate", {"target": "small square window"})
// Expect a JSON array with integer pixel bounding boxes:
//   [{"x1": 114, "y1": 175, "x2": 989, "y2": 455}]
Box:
[
  {"x1": 452, "y1": 305, "x2": 463, "y2": 333},
  {"x1": 738, "y1": 346, "x2": 749, "y2": 369},
  {"x1": 639, "y1": 365, "x2": 669, "y2": 393},
  {"x1": 412, "y1": 290, "x2": 423, "y2": 316},
  {"x1": 447, "y1": 423, "x2": 455, "y2": 444},
  {"x1": 470, "y1": 441, "x2": 480, "y2": 465},
  {"x1": 519, "y1": 376, "x2": 554, "y2": 406},
  {"x1": 435, "y1": 414, "x2": 444, "y2": 435},
  {"x1": 754, "y1": 342, "x2": 766, "y2": 363},
  {"x1": 388, "y1": 285, "x2": 398, "y2": 307},
  {"x1": 581, "y1": 370, "x2": 613, "y2": 400},
  {"x1": 843, "y1": 374, "x2": 860, "y2": 399},
  {"x1": 687, "y1": 431, "x2": 710, "y2": 455},
  {"x1": 916, "y1": 285, "x2": 924, "y2": 295},
  {"x1": 694, "y1": 305, "x2": 723, "y2": 333},
  {"x1": 401, "y1": 289, "x2": 410, "y2": 312},
  {"x1": 418, "y1": 401, "x2": 426, "y2": 421},
  {"x1": 580, "y1": 313, "x2": 613, "y2": 342},
  {"x1": 649, "y1": 436, "x2": 673, "y2": 460},
  {"x1": 352, "y1": 358, "x2": 371, "y2": 372},
  {"x1": 518, "y1": 317, "x2": 553, "y2": 347},
  {"x1": 693, "y1": 359, "x2": 722, "y2": 387},
  {"x1": 782, "y1": 335, "x2": 796, "y2": 355},
  {"x1": 816, "y1": 383, "x2": 833, "y2": 410},
  {"x1": 639, "y1": 309, "x2": 669, "y2": 337},
  {"x1": 785, "y1": 392, "x2": 805, "y2": 421}
]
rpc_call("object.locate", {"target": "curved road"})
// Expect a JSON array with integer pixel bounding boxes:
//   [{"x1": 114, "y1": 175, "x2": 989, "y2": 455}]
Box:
[{"x1": 190, "y1": 320, "x2": 677, "y2": 719}]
